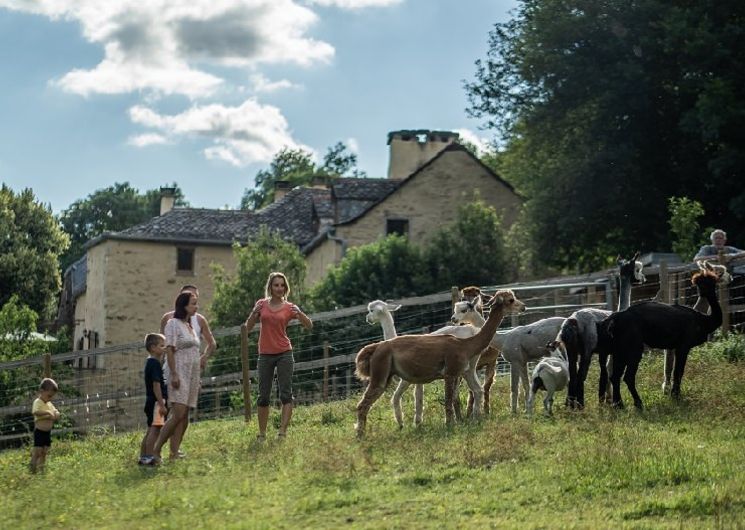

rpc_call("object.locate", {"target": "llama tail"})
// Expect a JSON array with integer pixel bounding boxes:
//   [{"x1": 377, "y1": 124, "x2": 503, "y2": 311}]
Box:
[{"x1": 354, "y1": 342, "x2": 379, "y2": 381}]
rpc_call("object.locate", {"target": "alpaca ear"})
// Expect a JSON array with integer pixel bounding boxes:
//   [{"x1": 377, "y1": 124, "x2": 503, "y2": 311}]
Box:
[
  {"x1": 386, "y1": 303, "x2": 402, "y2": 312},
  {"x1": 632, "y1": 251, "x2": 640, "y2": 261},
  {"x1": 704, "y1": 261, "x2": 714, "y2": 271}
]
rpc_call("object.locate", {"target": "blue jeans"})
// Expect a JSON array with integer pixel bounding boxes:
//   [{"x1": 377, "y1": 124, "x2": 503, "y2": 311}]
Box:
[{"x1": 257, "y1": 351, "x2": 294, "y2": 406}]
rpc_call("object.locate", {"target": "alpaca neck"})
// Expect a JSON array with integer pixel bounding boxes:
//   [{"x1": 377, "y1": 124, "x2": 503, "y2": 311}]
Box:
[
  {"x1": 617, "y1": 276, "x2": 632, "y2": 311},
  {"x1": 379, "y1": 314, "x2": 397, "y2": 340},
  {"x1": 464, "y1": 304, "x2": 506, "y2": 357},
  {"x1": 702, "y1": 289, "x2": 722, "y2": 334},
  {"x1": 466, "y1": 310, "x2": 506, "y2": 350}
]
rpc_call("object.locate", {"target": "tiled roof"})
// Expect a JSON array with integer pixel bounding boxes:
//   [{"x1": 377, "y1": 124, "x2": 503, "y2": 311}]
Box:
[{"x1": 332, "y1": 178, "x2": 401, "y2": 223}]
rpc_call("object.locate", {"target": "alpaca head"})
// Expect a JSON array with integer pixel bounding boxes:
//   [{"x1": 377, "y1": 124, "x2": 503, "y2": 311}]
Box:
[
  {"x1": 698, "y1": 260, "x2": 732, "y2": 285},
  {"x1": 484, "y1": 289, "x2": 526, "y2": 314},
  {"x1": 545, "y1": 339, "x2": 568, "y2": 362},
  {"x1": 617, "y1": 251, "x2": 645, "y2": 285},
  {"x1": 460, "y1": 286, "x2": 482, "y2": 302},
  {"x1": 691, "y1": 269, "x2": 718, "y2": 296},
  {"x1": 450, "y1": 297, "x2": 482, "y2": 324},
  {"x1": 366, "y1": 300, "x2": 401, "y2": 325}
]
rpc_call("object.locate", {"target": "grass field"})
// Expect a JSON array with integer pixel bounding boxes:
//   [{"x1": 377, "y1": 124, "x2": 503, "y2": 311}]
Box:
[{"x1": 1, "y1": 343, "x2": 744, "y2": 529}]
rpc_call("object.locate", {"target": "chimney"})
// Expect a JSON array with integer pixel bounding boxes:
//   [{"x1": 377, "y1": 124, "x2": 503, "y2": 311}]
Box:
[
  {"x1": 159, "y1": 186, "x2": 176, "y2": 215},
  {"x1": 274, "y1": 180, "x2": 291, "y2": 202},
  {"x1": 386, "y1": 129, "x2": 459, "y2": 179}
]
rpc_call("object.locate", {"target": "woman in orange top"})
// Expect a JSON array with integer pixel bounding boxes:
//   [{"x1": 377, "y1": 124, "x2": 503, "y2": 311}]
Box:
[{"x1": 245, "y1": 272, "x2": 312, "y2": 440}]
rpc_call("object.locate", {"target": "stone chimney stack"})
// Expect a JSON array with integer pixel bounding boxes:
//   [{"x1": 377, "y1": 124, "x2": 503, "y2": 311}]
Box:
[
  {"x1": 387, "y1": 129, "x2": 459, "y2": 179},
  {"x1": 159, "y1": 186, "x2": 176, "y2": 216},
  {"x1": 274, "y1": 180, "x2": 292, "y2": 202}
]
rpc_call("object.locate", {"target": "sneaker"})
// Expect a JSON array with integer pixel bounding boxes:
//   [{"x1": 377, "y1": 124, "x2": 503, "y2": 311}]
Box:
[{"x1": 138, "y1": 456, "x2": 154, "y2": 466}]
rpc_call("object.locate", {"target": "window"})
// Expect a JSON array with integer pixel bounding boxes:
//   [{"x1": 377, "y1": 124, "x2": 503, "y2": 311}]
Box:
[
  {"x1": 386, "y1": 219, "x2": 409, "y2": 237},
  {"x1": 177, "y1": 247, "x2": 195, "y2": 273}
]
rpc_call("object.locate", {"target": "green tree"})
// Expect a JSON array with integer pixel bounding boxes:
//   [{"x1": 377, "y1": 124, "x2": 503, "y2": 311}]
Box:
[
  {"x1": 668, "y1": 197, "x2": 707, "y2": 261},
  {"x1": 465, "y1": 0, "x2": 745, "y2": 270},
  {"x1": 424, "y1": 196, "x2": 509, "y2": 290},
  {"x1": 309, "y1": 235, "x2": 430, "y2": 311},
  {"x1": 0, "y1": 185, "x2": 69, "y2": 318},
  {"x1": 210, "y1": 227, "x2": 307, "y2": 327},
  {"x1": 240, "y1": 142, "x2": 365, "y2": 210},
  {"x1": 58, "y1": 182, "x2": 187, "y2": 270}
]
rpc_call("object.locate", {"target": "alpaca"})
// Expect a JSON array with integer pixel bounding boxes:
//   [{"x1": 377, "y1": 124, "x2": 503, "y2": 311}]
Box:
[
  {"x1": 662, "y1": 261, "x2": 730, "y2": 393},
  {"x1": 364, "y1": 300, "x2": 427, "y2": 428},
  {"x1": 527, "y1": 340, "x2": 570, "y2": 416},
  {"x1": 597, "y1": 270, "x2": 721, "y2": 409},
  {"x1": 450, "y1": 302, "x2": 565, "y2": 414},
  {"x1": 561, "y1": 252, "x2": 645, "y2": 407},
  {"x1": 354, "y1": 290, "x2": 525, "y2": 438}
]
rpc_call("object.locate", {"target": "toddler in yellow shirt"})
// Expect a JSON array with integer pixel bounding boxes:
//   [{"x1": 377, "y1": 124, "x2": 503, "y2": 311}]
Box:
[{"x1": 30, "y1": 378, "x2": 60, "y2": 473}]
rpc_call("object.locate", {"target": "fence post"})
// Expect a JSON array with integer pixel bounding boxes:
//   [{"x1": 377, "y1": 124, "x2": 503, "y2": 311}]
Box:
[
  {"x1": 659, "y1": 261, "x2": 670, "y2": 304},
  {"x1": 322, "y1": 341, "x2": 330, "y2": 401},
  {"x1": 42, "y1": 353, "x2": 51, "y2": 378},
  {"x1": 451, "y1": 286, "x2": 460, "y2": 308},
  {"x1": 240, "y1": 324, "x2": 252, "y2": 422},
  {"x1": 719, "y1": 281, "x2": 731, "y2": 335},
  {"x1": 346, "y1": 368, "x2": 352, "y2": 398}
]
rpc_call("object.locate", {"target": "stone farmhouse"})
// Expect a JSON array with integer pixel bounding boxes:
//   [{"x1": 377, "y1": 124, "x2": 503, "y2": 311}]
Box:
[{"x1": 58, "y1": 130, "x2": 522, "y2": 359}]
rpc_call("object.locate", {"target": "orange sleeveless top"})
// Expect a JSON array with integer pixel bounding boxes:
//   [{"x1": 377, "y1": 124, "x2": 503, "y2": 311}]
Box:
[{"x1": 257, "y1": 300, "x2": 295, "y2": 354}]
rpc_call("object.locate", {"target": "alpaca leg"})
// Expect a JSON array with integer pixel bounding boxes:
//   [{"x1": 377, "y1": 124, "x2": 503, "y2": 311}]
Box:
[
  {"x1": 623, "y1": 358, "x2": 643, "y2": 410},
  {"x1": 576, "y1": 353, "x2": 591, "y2": 409},
  {"x1": 566, "y1": 347, "x2": 579, "y2": 408},
  {"x1": 482, "y1": 363, "x2": 496, "y2": 415},
  {"x1": 597, "y1": 352, "x2": 609, "y2": 404},
  {"x1": 610, "y1": 355, "x2": 626, "y2": 409},
  {"x1": 391, "y1": 379, "x2": 410, "y2": 429},
  {"x1": 453, "y1": 379, "x2": 463, "y2": 421},
  {"x1": 414, "y1": 384, "x2": 424, "y2": 426},
  {"x1": 671, "y1": 349, "x2": 690, "y2": 399},
  {"x1": 527, "y1": 388, "x2": 535, "y2": 415},
  {"x1": 519, "y1": 363, "x2": 530, "y2": 413},
  {"x1": 463, "y1": 366, "x2": 483, "y2": 418},
  {"x1": 444, "y1": 377, "x2": 458, "y2": 426},
  {"x1": 544, "y1": 388, "x2": 554, "y2": 416},
  {"x1": 604, "y1": 353, "x2": 614, "y2": 403},
  {"x1": 466, "y1": 386, "x2": 474, "y2": 418},
  {"x1": 662, "y1": 349, "x2": 675, "y2": 394},
  {"x1": 509, "y1": 363, "x2": 520, "y2": 414},
  {"x1": 356, "y1": 383, "x2": 386, "y2": 438}
]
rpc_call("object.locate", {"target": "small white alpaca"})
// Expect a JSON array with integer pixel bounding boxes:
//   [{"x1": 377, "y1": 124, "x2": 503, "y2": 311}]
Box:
[{"x1": 527, "y1": 340, "x2": 570, "y2": 416}]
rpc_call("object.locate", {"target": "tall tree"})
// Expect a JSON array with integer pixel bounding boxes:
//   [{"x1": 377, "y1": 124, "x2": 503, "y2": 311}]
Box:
[
  {"x1": 309, "y1": 235, "x2": 431, "y2": 311},
  {"x1": 210, "y1": 227, "x2": 307, "y2": 327},
  {"x1": 240, "y1": 142, "x2": 366, "y2": 210},
  {"x1": 58, "y1": 182, "x2": 187, "y2": 270},
  {"x1": 424, "y1": 196, "x2": 509, "y2": 290},
  {"x1": 0, "y1": 185, "x2": 69, "y2": 318},
  {"x1": 465, "y1": 0, "x2": 745, "y2": 270}
]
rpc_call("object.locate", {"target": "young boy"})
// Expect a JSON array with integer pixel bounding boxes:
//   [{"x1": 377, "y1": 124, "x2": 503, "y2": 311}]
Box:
[
  {"x1": 139, "y1": 333, "x2": 168, "y2": 466},
  {"x1": 30, "y1": 378, "x2": 60, "y2": 473}
]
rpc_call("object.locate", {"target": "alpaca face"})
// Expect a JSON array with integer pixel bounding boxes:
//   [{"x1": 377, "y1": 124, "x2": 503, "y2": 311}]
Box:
[
  {"x1": 365, "y1": 301, "x2": 400, "y2": 325},
  {"x1": 488, "y1": 290, "x2": 526, "y2": 314},
  {"x1": 450, "y1": 300, "x2": 480, "y2": 324}
]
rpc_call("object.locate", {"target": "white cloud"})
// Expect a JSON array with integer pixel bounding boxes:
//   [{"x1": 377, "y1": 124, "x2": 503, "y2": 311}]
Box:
[
  {"x1": 308, "y1": 0, "x2": 403, "y2": 8},
  {"x1": 4, "y1": 0, "x2": 334, "y2": 98},
  {"x1": 454, "y1": 128, "x2": 492, "y2": 155},
  {"x1": 128, "y1": 99, "x2": 311, "y2": 166},
  {"x1": 249, "y1": 73, "x2": 300, "y2": 94},
  {"x1": 127, "y1": 133, "x2": 169, "y2": 147},
  {"x1": 345, "y1": 137, "x2": 359, "y2": 153}
]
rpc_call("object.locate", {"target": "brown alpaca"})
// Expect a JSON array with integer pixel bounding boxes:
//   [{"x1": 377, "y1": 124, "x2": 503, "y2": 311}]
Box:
[{"x1": 354, "y1": 290, "x2": 525, "y2": 437}]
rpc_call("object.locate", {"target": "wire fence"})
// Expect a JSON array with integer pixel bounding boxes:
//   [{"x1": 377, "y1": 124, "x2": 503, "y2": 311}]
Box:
[{"x1": 2, "y1": 260, "x2": 743, "y2": 448}]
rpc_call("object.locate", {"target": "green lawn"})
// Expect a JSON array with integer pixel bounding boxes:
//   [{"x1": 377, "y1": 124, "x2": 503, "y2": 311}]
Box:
[{"x1": 1, "y1": 348, "x2": 744, "y2": 529}]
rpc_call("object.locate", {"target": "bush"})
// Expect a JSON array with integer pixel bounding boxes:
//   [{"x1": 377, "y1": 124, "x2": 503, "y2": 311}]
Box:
[{"x1": 693, "y1": 331, "x2": 745, "y2": 363}]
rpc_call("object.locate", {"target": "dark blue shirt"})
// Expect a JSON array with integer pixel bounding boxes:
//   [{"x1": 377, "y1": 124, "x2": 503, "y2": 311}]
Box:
[{"x1": 144, "y1": 357, "x2": 167, "y2": 401}]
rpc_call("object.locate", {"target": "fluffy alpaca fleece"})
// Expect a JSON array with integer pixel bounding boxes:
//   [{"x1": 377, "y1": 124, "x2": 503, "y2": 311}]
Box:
[{"x1": 527, "y1": 340, "x2": 570, "y2": 416}]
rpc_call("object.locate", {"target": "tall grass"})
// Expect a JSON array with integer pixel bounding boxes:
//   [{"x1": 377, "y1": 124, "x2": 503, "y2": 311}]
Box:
[{"x1": 1, "y1": 348, "x2": 744, "y2": 529}]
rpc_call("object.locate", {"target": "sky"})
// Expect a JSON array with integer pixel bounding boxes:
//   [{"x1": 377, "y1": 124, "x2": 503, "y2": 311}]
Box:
[{"x1": 0, "y1": 0, "x2": 517, "y2": 213}]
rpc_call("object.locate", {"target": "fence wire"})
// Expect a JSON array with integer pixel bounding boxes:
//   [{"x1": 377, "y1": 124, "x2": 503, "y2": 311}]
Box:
[{"x1": 2, "y1": 264, "x2": 742, "y2": 448}]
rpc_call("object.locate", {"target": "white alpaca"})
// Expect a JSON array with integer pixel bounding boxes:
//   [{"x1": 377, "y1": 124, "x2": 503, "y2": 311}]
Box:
[
  {"x1": 450, "y1": 301, "x2": 565, "y2": 414},
  {"x1": 527, "y1": 340, "x2": 570, "y2": 416},
  {"x1": 365, "y1": 300, "x2": 426, "y2": 428}
]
